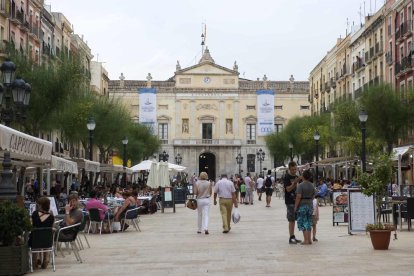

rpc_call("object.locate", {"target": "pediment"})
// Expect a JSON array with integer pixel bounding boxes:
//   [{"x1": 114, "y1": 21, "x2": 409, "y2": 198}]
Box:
[
  {"x1": 243, "y1": 115, "x2": 257, "y2": 123},
  {"x1": 177, "y1": 63, "x2": 238, "y2": 76},
  {"x1": 157, "y1": 115, "x2": 172, "y2": 121}
]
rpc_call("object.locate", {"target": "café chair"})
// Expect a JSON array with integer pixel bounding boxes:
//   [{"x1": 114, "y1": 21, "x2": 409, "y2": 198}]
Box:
[
  {"x1": 405, "y1": 198, "x2": 414, "y2": 231},
  {"x1": 76, "y1": 213, "x2": 90, "y2": 249},
  {"x1": 88, "y1": 208, "x2": 112, "y2": 235},
  {"x1": 122, "y1": 207, "x2": 142, "y2": 232},
  {"x1": 29, "y1": 227, "x2": 56, "y2": 272},
  {"x1": 55, "y1": 222, "x2": 82, "y2": 263}
]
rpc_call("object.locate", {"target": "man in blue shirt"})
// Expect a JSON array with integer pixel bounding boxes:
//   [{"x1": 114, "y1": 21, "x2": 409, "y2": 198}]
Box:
[{"x1": 316, "y1": 179, "x2": 328, "y2": 198}]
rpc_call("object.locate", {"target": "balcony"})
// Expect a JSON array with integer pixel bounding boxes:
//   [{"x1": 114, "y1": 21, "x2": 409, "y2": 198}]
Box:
[
  {"x1": 385, "y1": 51, "x2": 393, "y2": 65},
  {"x1": 330, "y1": 78, "x2": 336, "y2": 88},
  {"x1": 16, "y1": 10, "x2": 24, "y2": 24},
  {"x1": 365, "y1": 52, "x2": 369, "y2": 63},
  {"x1": 324, "y1": 82, "x2": 330, "y2": 92},
  {"x1": 401, "y1": 20, "x2": 412, "y2": 38},
  {"x1": 173, "y1": 139, "x2": 243, "y2": 146},
  {"x1": 375, "y1": 42, "x2": 383, "y2": 55},
  {"x1": 354, "y1": 87, "x2": 363, "y2": 99},
  {"x1": 352, "y1": 58, "x2": 364, "y2": 73},
  {"x1": 396, "y1": 55, "x2": 413, "y2": 77}
]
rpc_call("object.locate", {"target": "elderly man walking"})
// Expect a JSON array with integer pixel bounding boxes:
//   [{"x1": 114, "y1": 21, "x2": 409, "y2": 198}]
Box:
[{"x1": 214, "y1": 174, "x2": 238, "y2": 233}]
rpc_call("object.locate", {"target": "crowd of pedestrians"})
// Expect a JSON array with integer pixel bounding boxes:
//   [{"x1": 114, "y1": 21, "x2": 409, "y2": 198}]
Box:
[{"x1": 191, "y1": 161, "x2": 347, "y2": 246}]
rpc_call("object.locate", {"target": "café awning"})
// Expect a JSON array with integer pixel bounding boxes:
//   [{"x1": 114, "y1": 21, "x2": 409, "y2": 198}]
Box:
[
  {"x1": 51, "y1": 155, "x2": 78, "y2": 174},
  {"x1": 100, "y1": 164, "x2": 133, "y2": 174},
  {"x1": 0, "y1": 124, "x2": 52, "y2": 163},
  {"x1": 72, "y1": 158, "x2": 100, "y2": 173},
  {"x1": 392, "y1": 145, "x2": 414, "y2": 161}
]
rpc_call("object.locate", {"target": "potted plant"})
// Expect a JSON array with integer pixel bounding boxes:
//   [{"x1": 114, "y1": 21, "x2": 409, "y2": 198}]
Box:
[
  {"x1": 358, "y1": 153, "x2": 394, "y2": 250},
  {"x1": 0, "y1": 200, "x2": 32, "y2": 275}
]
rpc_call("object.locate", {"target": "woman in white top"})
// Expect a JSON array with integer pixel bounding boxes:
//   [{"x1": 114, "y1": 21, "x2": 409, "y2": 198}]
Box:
[{"x1": 194, "y1": 172, "x2": 212, "y2": 235}]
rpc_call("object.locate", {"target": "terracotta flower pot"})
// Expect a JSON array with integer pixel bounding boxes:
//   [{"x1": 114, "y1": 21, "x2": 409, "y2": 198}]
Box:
[{"x1": 368, "y1": 229, "x2": 392, "y2": 250}]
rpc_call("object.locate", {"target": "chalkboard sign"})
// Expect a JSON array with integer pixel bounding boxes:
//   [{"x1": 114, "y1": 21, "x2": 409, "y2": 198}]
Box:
[
  {"x1": 161, "y1": 187, "x2": 176, "y2": 213},
  {"x1": 348, "y1": 189, "x2": 375, "y2": 234},
  {"x1": 332, "y1": 189, "x2": 349, "y2": 226}
]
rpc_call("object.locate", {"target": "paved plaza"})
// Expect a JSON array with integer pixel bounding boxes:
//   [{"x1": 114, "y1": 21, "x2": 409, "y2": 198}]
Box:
[{"x1": 37, "y1": 195, "x2": 414, "y2": 276}]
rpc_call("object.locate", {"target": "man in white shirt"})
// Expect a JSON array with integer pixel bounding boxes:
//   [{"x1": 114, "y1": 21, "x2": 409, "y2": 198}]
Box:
[
  {"x1": 214, "y1": 174, "x2": 238, "y2": 233},
  {"x1": 244, "y1": 173, "x2": 254, "y2": 205},
  {"x1": 256, "y1": 175, "x2": 264, "y2": 201}
]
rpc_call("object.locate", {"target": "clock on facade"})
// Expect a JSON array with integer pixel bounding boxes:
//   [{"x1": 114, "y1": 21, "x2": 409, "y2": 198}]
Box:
[{"x1": 203, "y1": 76, "x2": 211, "y2": 83}]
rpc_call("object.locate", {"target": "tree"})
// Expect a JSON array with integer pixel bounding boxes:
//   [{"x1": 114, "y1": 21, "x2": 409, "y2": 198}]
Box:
[
  {"x1": 5, "y1": 49, "x2": 88, "y2": 136},
  {"x1": 360, "y1": 84, "x2": 413, "y2": 153}
]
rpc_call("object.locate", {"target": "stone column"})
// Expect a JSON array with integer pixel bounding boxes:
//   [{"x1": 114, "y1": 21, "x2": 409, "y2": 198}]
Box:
[
  {"x1": 219, "y1": 100, "x2": 225, "y2": 139},
  {"x1": 190, "y1": 100, "x2": 196, "y2": 139},
  {"x1": 175, "y1": 100, "x2": 181, "y2": 139},
  {"x1": 233, "y1": 100, "x2": 240, "y2": 137}
]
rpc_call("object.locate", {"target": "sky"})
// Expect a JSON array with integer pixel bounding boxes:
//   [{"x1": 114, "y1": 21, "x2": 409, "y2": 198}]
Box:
[{"x1": 45, "y1": 0, "x2": 383, "y2": 82}]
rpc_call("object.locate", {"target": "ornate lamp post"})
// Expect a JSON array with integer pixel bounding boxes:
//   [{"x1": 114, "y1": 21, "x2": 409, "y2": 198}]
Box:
[
  {"x1": 175, "y1": 153, "x2": 182, "y2": 165},
  {"x1": 0, "y1": 59, "x2": 32, "y2": 201},
  {"x1": 359, "y1": 110, "x2": 368, "y2": 173},
  {"x1": 314, "y1": 131, "x2": 320, "y2": 183},
  {"x1": 159, "y1": 150, "x2": 169, "y2": 162},
  {"x1": 86, "y1": 117, "x2": 96, "y2": 187},
  {"x1": 236, "y1": 153, "x2": 243, "y2": 175},
  {"x1": 289, "y1": 142, "x2": 293, "y2": 162},
  {"x1": 256, "y1": 148, "x2": 265, "y2": 174},
  {"x1": 122, "y1": 136, "x2": 128, "y2": 186}
]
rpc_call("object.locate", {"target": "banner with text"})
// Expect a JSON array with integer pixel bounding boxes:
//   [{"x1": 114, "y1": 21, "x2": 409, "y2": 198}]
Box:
[
  {"x1": 256, "y1": 90, "x2": 275, "y2": 136},
  {"x1": 138, "y1": 88, "x2": 157, "y2": 133}
]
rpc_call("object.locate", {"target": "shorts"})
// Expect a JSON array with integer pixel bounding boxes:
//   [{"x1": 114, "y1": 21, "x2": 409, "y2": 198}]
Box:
[
  {"x1": 286, "y1": 204, "x2": 295, "y2": 222},
  {"x1": 241, "y1": 192, "x2": 246, "y2": 197},
  {"x1": 265, "y1": 188, "x2": 273, "y2": 196},
  {"x1": 297, "y1": 205, "x2": 313, "y2": 231},
  {"x1": 312, "y1": 215, "x2": 318, "y2": 225}
]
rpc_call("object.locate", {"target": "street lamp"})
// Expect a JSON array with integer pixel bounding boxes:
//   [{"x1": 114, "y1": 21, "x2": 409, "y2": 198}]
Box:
[
  {"x1": 175, "y1": 153, "x2": 182, "y2": 165},
  {"x1": 256, "y1": 148, "x2": 265, "y2": 174},
  {"x1": 359, "y1": 110, "x2": 368, "y2": 173},
  {"x1": 236, "y1": 153, "x2": 243, "y2": 175},
  {"x1": 86, "y1": 117, "x2": 96, "y2": 188},
  {"x1": 160, "y1": 150, "x2": 169, "y2": 162},
  {"x1": 0, "y1": 59, "x2": 32, "y2": 201},
  {"x1": 122, "y1": 136, "x2": 128, "y2": 187},
  {"x1": 289, "y1": 142, "x2": 293, "y2": 162},
  {"x1": 314, "y1": 131, "x2": 320, "y2": 183}
]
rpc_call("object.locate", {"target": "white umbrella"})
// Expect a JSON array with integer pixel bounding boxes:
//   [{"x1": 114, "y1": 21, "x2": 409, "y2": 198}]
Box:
[
  {"x1": 158, "y1": 161, "x2": 170, "y2": 187},
  {"x1": 167, "y1": 162, "x2": 187, "y2": 172},
  {"x1": 130, "y1": 160, "x2": 153, "y2": 172},
  {"x1": 146, "y1": 161, "x2": 159, "y2": 188}
]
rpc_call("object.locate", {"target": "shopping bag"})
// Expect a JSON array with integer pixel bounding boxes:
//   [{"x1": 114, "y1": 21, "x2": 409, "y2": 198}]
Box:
[
  {"x1": 112, "y1": 221, "x2": 121, "y2": 231},
  {"x1": 232, "y1": 207, "x2": 241, "y2": 224}
]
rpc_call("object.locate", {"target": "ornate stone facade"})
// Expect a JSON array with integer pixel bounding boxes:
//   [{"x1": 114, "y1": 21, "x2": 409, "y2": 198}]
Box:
[{"x1": 109, "y1": 49, "x2": 310, "y2": 179}]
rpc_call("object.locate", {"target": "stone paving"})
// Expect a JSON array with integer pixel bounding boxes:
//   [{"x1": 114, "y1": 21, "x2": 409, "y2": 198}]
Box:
[{"x1": 36, "y1": 195, "x2": 414, "y2": 276}]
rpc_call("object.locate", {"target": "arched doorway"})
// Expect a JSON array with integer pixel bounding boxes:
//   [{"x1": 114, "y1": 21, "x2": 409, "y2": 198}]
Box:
[{"x1": 199, "y1": 152, "x2": 216, "y2": 180}]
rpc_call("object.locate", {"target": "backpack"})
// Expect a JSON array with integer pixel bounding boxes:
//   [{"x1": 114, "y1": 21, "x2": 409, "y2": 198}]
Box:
[{"x1": 265, "y1": 176, "x2": 272, "y2": 188}]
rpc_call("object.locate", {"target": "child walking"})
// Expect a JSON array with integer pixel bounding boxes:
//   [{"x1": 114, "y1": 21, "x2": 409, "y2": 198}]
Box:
[
  {"x1": 312, "y1": 195, "x2": 320, "y2": 242},
  {"x1": 240, "y1": 181, "x2": 246, "y2": 204}
]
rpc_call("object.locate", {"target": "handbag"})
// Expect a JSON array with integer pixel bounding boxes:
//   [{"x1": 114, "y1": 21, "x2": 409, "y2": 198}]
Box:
[{"x1": 186, "y1": 198, "x2": 197, "y2": 210}]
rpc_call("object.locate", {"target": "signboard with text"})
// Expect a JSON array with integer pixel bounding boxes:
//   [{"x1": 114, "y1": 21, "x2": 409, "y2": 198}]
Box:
[{"x1": 256, "y1": 90, "x2": 275, "y2": 136}]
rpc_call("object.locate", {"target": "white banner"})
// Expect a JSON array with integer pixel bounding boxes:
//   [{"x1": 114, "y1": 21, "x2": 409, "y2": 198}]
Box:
[
  {"x1": 139, "y1": 88, "x2": 157, "y2": 133},
  {"x1": 257, "y1": 90, "x2": 275, "y2": 136}
]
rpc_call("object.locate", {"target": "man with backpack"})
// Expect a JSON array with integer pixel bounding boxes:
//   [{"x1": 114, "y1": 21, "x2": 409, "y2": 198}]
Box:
[{"x1": 264, "y1": 170, "x2": 275, "y2": 207}]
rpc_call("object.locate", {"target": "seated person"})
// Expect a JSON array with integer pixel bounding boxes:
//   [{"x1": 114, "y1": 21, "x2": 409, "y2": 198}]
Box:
[
  {"x1": 30, "y1": 197, "x2": 55, "y2": 269},
  {"x1": 57, "y1": 194, "x2": 83, "y2": 241},
  {"x1": 132, "y1": 190, "x2": 142, "y2": 206},
  {"x1": 86, "y1": 190, "x2": 112, "y2": 220},
  {"x1": 316, "y1": 180, "x2": 329, "y2": 198},
  {"x1": 114, "y1": 191, "x2": 137, "y2": 230}
]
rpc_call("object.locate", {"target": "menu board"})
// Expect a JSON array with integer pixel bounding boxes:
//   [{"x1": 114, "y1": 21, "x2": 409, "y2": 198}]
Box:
[
  {"x1": 332, "y1": 189, "x2": 349, "y2": 225},
  {"x1": 348, "y1": 189, "x2": 375, "y2": 234}
]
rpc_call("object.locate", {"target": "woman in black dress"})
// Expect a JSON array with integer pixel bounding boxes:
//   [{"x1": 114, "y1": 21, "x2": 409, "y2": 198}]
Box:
[{"x1": 30, "y1": 197, "x2": 55, "y2": 269}]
